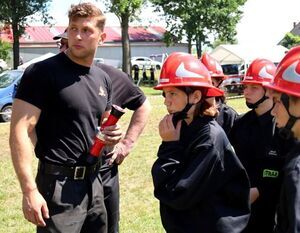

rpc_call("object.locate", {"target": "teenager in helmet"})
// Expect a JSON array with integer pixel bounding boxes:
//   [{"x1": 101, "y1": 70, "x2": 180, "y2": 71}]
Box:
[
  {"x1": 151, "y1": 52, "x2": 250, "y2": 233},
  {"x1": 263, "y1": 46, "x2": 300, "y2": 233},
  {"x1": 201, "y1": 53, "x2": 238, "y2": 136},
  {"x1": 229, "y1": 58, "x2": 285, "y2": 233}
]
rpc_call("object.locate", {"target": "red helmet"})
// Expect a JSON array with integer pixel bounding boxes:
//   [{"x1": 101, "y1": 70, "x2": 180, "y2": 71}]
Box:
[
  {"x1": 242, "y1": 58, "x2": 276, "y2": 85},
  {"x1": 200, "y1": 53, "x2": 226, "y2": 80},
  {"x1": 154, "y1": 52, "x2": 224, "y2": 97},
  {"x1": 264, "y1": 46, "x2": 300, "y2": 98}
]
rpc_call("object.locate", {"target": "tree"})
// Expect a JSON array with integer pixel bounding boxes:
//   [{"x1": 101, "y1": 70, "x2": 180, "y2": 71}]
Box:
[
  {"x1": 104, "y1": 0, "x2": 146, "y2": 74},
  {"x1": 0, "y1": 0, "x2": 52, "y2": 69},
  {"x1": 0, "y1": 39, "x2": 12, "y2": 61},
  {"x1": 152, "y1": 0, "x2": 246, "y2": 57},
  {"x1": 280, "y1": 32, "x2": 300, "y2": 49}
]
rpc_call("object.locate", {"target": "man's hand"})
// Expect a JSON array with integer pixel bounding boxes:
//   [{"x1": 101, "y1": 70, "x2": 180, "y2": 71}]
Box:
[
  {"x1": 101, "y1": 124, "x2": 123, "y2": 146},
  {"x1": 22, "y1": 188, "x2": 49, "y2": 227},
  {"x1": 159, "y1": 114, "x2": 181, "y2": 142},
  {"x1": 106, "y1": 139, "x2": 134, "y2": 165}
]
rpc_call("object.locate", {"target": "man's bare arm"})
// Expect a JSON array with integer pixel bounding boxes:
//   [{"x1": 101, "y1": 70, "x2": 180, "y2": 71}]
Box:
[
  {"x1": 9, "y1": 98, "x2": 49, "y2": 226},
  {"x1": 10, "y1": 99, "x2": 40, "y2": 193},
  {"x1": 108, "y1": 98, "x2": 151, "y2": 165}
]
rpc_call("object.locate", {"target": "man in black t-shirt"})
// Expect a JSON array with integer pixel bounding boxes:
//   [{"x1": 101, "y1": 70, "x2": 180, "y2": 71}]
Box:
[
  {"x1": 53, "y1": 25, "x2": 151, "y2": 233},
  {"x1": 10, "y1": 3, "x2": 122, "y2": 233},
  {"x1": 97, "y1": 63, "x2": 150, "y2": 233}
]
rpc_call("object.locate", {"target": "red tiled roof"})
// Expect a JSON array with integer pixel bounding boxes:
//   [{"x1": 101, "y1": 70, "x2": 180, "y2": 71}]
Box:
[{"x1": 0, "y1": 25, "x2": 166, "y2": 43}]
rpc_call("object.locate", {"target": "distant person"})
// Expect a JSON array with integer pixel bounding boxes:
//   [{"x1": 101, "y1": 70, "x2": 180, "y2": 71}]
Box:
[
  {"x1": 201, "y1": 53, "x2": 238, "y2": 136},
  {"x1": 10, "y1": 3, "x2": 122, "y2": 232},
  {"x1": 152, "y1": 52, "x2": 250, "y2": 233},
  {"x1": 53, "y1": 26, "x2": 151, "y2": 233},
  {"x1": 263, "y1": 45, "x2": 300, "y2": 233},
  {"x1": 229, "y1": 59, "x2": 285, "y2": 233},
  {"x1": 53, "y1": 28, "x2": 68, "y2": 52}
]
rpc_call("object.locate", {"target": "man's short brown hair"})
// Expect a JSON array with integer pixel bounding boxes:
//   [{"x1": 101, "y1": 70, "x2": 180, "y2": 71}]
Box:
[{"x1": 68, "y1": 3, "x2": 106, "y2": 31}]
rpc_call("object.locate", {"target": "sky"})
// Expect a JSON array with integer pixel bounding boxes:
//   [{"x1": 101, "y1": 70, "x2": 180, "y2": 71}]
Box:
[{"x1": 48, "y1": 0, "x2": 300, "y2": 47}]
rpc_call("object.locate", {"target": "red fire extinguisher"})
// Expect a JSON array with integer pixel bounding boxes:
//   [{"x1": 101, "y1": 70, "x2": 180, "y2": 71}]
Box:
[{"x1": 87, "y1": 105, "x2": 125, "y2": 164}]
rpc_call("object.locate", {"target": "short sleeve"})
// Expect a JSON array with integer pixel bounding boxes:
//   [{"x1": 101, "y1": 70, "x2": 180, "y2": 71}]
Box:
[{"x1": 15, "y1": 63, "x2": 51, "y2": 110}]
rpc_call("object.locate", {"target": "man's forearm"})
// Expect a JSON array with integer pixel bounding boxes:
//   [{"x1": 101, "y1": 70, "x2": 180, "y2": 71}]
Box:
[
  {"x1": 10, "y1": 128, "x2": 37, "y2": 194},
  {"x1": 123, "y1": 99, "x2": 151, "y2": 146}
]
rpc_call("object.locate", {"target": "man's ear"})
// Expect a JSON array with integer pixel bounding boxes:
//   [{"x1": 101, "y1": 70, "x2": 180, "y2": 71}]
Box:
[
  {"x1": 99, "y1": 32, "x2": 106, "y2": 45},
  {"x1": 190, "y1": 90, "x2": 202, "y2": 104}
]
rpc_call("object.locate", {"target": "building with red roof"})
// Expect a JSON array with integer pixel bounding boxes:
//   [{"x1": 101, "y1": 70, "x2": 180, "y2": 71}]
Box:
[{"x1": 1, "y1": 25, "x2": 188, "y2": 67}]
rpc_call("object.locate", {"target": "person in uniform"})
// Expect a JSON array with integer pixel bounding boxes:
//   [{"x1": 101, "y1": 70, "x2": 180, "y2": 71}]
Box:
[
  {"x1": 200, "y1": 52, "x2": 238, "y2": 136},
  {"x1": 229, "y1": 58, "x2": 285, "y2": 233},
  {"x1": 151, "y1": 52, "x2": 250, "y2": 233},
  {"x1": 263, "y1": 45, "x2": 300, "y2": 233}
]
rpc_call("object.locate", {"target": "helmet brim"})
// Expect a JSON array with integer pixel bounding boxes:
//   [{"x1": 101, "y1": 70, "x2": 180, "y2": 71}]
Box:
[
  {"x1": 212, "y1": 74, "x2": 228, "y2": 80},
  {"x1": 241, "y1": 80, "x2": 264, "y2": 85},
  {"x1": 263, "y1": 82, "x2": 300, "y2": 98},
  {"x1": 154, "y1": 83, "x2": 224, "y2": 97}
]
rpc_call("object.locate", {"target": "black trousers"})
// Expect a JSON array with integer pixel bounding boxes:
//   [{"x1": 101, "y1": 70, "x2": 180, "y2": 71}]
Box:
[
  {"x1": 36, "y1": 168, "x2": 107, "y2": 233},
  {"x1": 100, "y1": 159, "x2": 120, "y2": 233}
]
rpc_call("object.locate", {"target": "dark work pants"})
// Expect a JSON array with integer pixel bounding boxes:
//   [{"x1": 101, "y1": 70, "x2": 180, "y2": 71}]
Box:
[
  {"x1": 100, "y1": 160, "x2": 120, "y2": 233},
  {"x1": 36, "y1": 169, "x2": 107, "y2": 233}
]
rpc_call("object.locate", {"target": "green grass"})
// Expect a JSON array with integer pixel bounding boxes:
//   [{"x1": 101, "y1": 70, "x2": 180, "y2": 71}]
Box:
[{"x1": 0, "y1": 94, "x2": 247, "y2": 233}]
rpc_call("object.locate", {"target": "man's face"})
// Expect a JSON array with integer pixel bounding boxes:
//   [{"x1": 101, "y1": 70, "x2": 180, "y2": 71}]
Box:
[{"x1": 67, "y1": 16, "x2": 106, "y2": 63}]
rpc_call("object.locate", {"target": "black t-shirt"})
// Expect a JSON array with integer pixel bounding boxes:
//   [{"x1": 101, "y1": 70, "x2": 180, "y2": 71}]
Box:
[
  {"x1": 97, "y1": 63, "x2": 146, "y2": 110},
  {"x1": 96, "y1": 63, "x2": 146, "y2": 169},
  {"x1": 15, "y1": 52, "x2": 112, "y2": 166}
]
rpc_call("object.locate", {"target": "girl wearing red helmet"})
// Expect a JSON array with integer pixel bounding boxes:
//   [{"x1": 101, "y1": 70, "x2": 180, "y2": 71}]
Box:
[
  {"x1": 151, "y1": 52, "x2": 250, "y2": 233},
  {"x1": 229, "y1": 58, "x2": 285, "y2": 233},
  {"x1": 263, "y1": 46, "x2": 300, "y2": 233},
  {"x1": 201, "y1": 53, "x2": 238, "y2": 136}
]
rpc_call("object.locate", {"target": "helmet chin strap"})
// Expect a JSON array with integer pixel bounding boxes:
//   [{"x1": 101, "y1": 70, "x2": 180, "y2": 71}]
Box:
[
  {"x1": 246, "y1": 95, "x2": 268, "y2": 109},
  {"x1": 172, "y1": 87, "x2": 195, "y2": 127},
  {"x1": 278, "y1": 94, "x2": 300, "y2": 140}
]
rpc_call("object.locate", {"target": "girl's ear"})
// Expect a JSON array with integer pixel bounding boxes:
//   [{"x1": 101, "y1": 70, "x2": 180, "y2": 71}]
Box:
[{"x1": 190, "y1": 90, "x2": 202, "y2": 104}]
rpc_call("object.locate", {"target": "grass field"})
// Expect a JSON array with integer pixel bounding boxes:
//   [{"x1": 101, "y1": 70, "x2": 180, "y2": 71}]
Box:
[{"x1": 0, "y1": 87, "x2": 247, "y2": 232}]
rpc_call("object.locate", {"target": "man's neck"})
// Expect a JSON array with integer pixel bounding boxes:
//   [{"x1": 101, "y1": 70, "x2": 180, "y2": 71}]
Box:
[{"x1": 65, "y1": 49, "x2": 94, "y2": 67}]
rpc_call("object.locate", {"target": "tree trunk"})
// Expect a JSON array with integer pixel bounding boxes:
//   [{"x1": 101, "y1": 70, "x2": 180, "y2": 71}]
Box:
[
  {"x1": 11, "y1": 0, "x2": 19, "y2": 69},
  {"x1": 12, "y1": 21, "x2": 19, "y2": 69},
  {"x1": 120, "y1": 13, "x2": 131, "y2": 74},
  {"x1": 188, "y1": 35, "x2": 192, "y2": 54},
  {"x1": 196, "y1": 39, "x2": 202, "y2": 59}
]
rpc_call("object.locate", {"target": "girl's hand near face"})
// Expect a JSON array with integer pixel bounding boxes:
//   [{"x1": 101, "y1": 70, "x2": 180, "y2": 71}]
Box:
[{"x1": 159, "y1": 114, "x2": 181, "y2": 141}]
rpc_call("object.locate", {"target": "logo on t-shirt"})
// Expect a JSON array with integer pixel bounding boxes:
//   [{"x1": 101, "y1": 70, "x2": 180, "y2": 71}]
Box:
[
  {"x1": 263, "y1": 169, "x2": 279, "y2": 178},
  {"x1": 99, "y1": 86, "x2": 106, "y2": 96}
]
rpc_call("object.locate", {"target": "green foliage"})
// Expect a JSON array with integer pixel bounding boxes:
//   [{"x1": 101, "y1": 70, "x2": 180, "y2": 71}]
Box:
[
  {"x1": 280, "y1": 32, "x2": 300, "y2": 49},
  {"x1": 0, "y1": 39, "x2": 11, "y2": 61},
  {"x1": 108, "y1": 0, "x2": 145, "y2": 21},
  {"x1": 0, "y1": 0, "x2": 53, "y2": 37},
  {"x1": 102, "y1": 0, "x2": 146, "y2": 74},
  {"x1": 0, "y1": 0, "x2": 53, "y2": 68},
  {"x1": 151, "y1": 0, "x2": 246, "y2": 56}
]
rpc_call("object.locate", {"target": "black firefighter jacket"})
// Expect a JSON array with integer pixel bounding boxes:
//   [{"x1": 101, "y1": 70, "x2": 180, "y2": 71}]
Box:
[
  {"x1": 152, "y1": 116, "x2": 250, "y2": 233},
  {"x1": 275, "y1": 139, "x2": 300, "y2": 233},
  {"x1": 229, "y1": 110, "x2": 285, "y2": 233}
]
